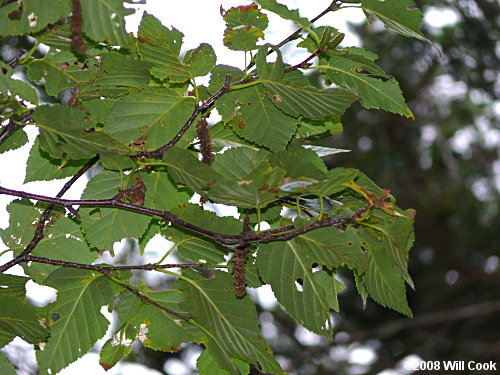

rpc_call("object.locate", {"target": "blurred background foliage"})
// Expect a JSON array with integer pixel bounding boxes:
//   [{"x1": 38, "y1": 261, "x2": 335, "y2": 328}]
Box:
[{"x1": 1, "y1": 0, "x2": 498, "y2": 374}]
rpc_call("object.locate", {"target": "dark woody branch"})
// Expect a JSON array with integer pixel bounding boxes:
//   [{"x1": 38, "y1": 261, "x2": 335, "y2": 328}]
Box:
[{"x1": 0, "y1": 184, "x2": 373, "y2": 250}]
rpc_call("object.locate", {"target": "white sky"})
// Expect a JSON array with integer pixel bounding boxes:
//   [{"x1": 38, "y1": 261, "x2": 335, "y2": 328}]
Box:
[{"x1": 0, "y1": 2, "x2": 463, "y2": 375}]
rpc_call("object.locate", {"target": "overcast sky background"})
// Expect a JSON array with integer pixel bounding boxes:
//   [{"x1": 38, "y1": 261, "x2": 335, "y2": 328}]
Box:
[{"x1": 0, "y1": 2, "x2": 462, "y2": 374}]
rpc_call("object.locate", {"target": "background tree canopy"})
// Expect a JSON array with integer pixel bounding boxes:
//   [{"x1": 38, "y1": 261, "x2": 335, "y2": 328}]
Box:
[{"x1": 0, "y1": 0, "x2": 498, "y2": 374}]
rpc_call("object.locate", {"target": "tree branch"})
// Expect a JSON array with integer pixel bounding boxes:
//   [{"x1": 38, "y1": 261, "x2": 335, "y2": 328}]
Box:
[
  {"x1": 0, "y1": 184, "x2": 373, "y2": 251},
  {"x1": 0, "y1": 155, "x2": 99, "y2": 273}
]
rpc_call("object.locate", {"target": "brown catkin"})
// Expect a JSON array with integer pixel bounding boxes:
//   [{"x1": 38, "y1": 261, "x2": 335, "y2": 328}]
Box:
[
  {"x1": 196, "y1": 118, "x2": 214, "y2": 165},
  {"x1": 233, "y1": 246, "x2": 249, "y2": 297},
  {"x1": 71, "y1": 0, "x2": 86, "y2": 55}
]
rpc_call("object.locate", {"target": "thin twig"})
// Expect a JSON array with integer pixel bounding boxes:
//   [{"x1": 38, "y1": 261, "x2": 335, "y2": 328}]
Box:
[
  {"x1": 8, "y1": 48, "x2": 26, "y2": 68},
  {"x1": 24, "y1": 255, "x2": 211, "y2": 271},
  {"x1": 137, "y1": 74, "x2": 233, "y2": 159},
  {"x1": 118, "y1": 281, "x2": 191, "y2": 322},
  {"x1": 246, "y1": 1, "x2": 342, "y2": 70},
  {"x1": 283, "y1": 47, "x2": 326, "y2": 73}
]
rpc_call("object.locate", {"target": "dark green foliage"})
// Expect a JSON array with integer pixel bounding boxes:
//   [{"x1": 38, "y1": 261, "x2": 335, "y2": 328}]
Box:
[{"x1": 0, "y1": 1, "x2": 433, "y2": 374}]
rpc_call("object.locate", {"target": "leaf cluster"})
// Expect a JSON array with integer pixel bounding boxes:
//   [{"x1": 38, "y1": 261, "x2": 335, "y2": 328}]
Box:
[{"x1": 0, "y1": 1, "x2": 428, "y2": 374}]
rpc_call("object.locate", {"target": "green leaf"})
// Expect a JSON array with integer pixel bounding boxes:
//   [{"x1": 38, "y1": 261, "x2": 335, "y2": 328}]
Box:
[
  {"x1": 24, "y1": 137, "x2": 88, "y2": 183},
  {"x1": 297, "y1": 227, "x2": 366, "y2": 273},
  {"x1": 176, "y1": 271, "x2": 282, "y2": 374},
  {"x1": 321, "y1": 51, "x2": 412, "y2": 117},
  {"x1": 257, "y1": 238, "x2": 334, "y2": 337},
  {"x1": 361, "y1": 209, "x2": 415, "y2": 287},
  {"x1": 137, "y1": 14, "x2": 183, "y2": 81},
  {"x1": 0, "y1": 127, "x2": 28, "y2": 154},
  {"x1": 197, "y1": 349, "x2": 250, "y2": 375},
  {"x1": 255, "y1": 45, "x2": 284, "y2": 81},
  {"x1": 313, "y1": 270, "x2": 345, "y2": 312},
  {"x1": 257, "y1": 224, "x2": 370, "y2": 335},
  {"x1": 105, "y1": 87, "x2": 196, "y2": 149},
  {"x1": 208, "y1": 65, "x2": 245, "y2": 96},
  {"x1": 223, "y1": 27, "x2": 264, "y2": 52},
  {"x1": 305, "y1": 168, "x2": 359, "y2": 197},
  {"x1": 269, "y1": 141, "x2": 329, "y2": 180},
  {"x1": 110, "y1": 289, "x2": 205, "y2": 356},
  {"x1": 164, "y1": 226, "x2": 228, "y2": 264},
  {"x1": 361, "y1": 0, "x2": 431, "y2": 43},
  {"x1": 0, "y1": 62, "x2": 38, "y2": 104},
  {"x1": 32, "y1": 105, "x2": 131, "y2": 167},
  {"x1": 210, "y1": 122, "x2": 260, "y2": 151},
  {"x1": 222, "y1": 3, "x2": 269, "y2": 30},
  {"x1": 183, "y1": 43, "x2": 217, "y2": 78},
  {"x1": 27, "y1": 50, "x2": 98, "y2": 97},
  {"x1": 141, "y1": 169, "x2": 191, "y2": 211},
  {"x1": 37, "y1": 269, "x2": 115, "y2": 375},
  {"x1": 162, "y1": 148, "x2": 222, "y2": 193},
  {"x1": 0, "y1": 199, "x2": 43, "y2": 254},
  {"x1": 361, "y1": 227, "x2": 413, "y2": 317},
  {"x1": 0, "y1": 274, "x2": 29, "y2": 299},
  {"x1": 99, "y1": 336, "x2": 132, "y2": 372},
  {"x1": 0, "y1": 352, "x2": 16, "y2": 375},
  {"x1": 77, "y1": 53, "x2": 150, "y2": 100},
  {"x1": 0, "y1": 0, "x2": 71, "y2": 37},
  {"x1": 225, "y1": 85, "x2": 297, "y2": 151},
  {"x1": 137, "y1": 13, "x2": 214, "y2": 82},
  {"x1": 80, "y1": 0, "x2": 139, "y2": 46},
  {"x1": 221, "y1": 3, "x2": 268, "y2": 51},
  {"x1": 83, "y1": 98, "x2": 117, "y2": 125},
  {"x1": 260, "y1": 75, "x2": 358, "y2": 120},
  {"x1": 256, "y1": 0, "x2": 316, "y2": 40},
  {"x1": 80, "y1": 170, "x2": 151, "y2": 250},
  {"x1": 0, "y1": 199, "x2": 97, "y2": 283},
  {"x1": 138, "y1": 219, "x2": 162, "y2": 255},
  {"x1": 0, "y1": 294, "x2": 48, "y2": 346},
  {"x1": 120, "y1": 289, "x2": 205, "y2": 350},
  {"x1": 211, "y1": 148, "x2": 269, "y2": 180},
  {"x1": 33, "y1": 22, "x2": 72, "y2": 50},
  {"x1": 0, "y1": 274, "x2": 49, "y2": 346},
  {"x1": 208, "y1": 161, "x2": 286, "y2": 209}
]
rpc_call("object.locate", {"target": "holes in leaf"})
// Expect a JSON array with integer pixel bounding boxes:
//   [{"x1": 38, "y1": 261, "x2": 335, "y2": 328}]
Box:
[
  {"x1": 295, "y1": 278, "x2": 303, "y2": 292},
  {"x1": 312, "y1": 262, "x2": 322, "y2": 273},
  {"x1": 51, "y1": 313, "x2": 60, "y2": 322}
]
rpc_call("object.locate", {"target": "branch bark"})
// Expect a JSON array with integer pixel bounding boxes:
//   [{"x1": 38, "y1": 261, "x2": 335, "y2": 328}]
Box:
[{"x1": 0, "y1": 185, "x2": 373, "y2": 256}]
